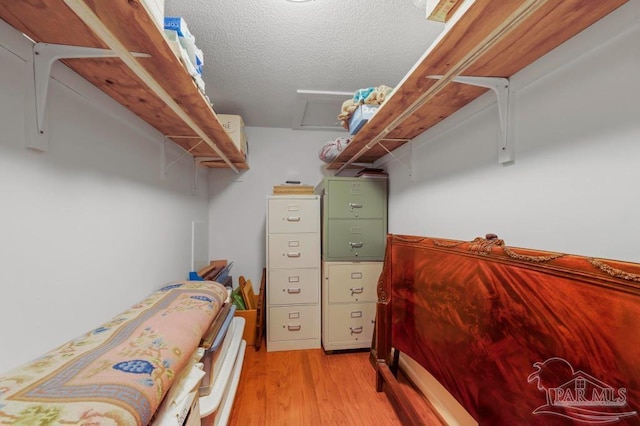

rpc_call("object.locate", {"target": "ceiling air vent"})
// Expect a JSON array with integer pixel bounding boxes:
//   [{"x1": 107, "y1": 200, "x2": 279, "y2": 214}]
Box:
[{"x1": 292, "y1": 89, "x2": 353, "y2": 131}]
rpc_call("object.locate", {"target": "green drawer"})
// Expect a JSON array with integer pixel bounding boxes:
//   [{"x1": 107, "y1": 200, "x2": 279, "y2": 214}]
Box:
[
  {"x1": 324, "y1": 219, "x2": 385, "y2": 261},
  {"x1": 326, "y1": 179, "x2": 386, "y2": 219}
]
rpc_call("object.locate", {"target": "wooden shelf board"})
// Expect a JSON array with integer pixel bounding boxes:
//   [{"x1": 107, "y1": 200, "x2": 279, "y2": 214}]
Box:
[
  {"x1": 327, "y1": 0, "x2": 628, "y2": 170},
  {"x1": 0, "y1": 0, "x2": 247, "y2": 167}
]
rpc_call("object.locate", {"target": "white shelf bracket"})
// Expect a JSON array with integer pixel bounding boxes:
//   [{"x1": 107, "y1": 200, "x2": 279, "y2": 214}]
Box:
[
  {"x1": 162, "y1": 135, "x2": 220, "y2": 192},
  {"x1": 193, "y1": 157, "x2": 219, "y2": 192},
  {"x1": 380, "y1": 138, "x2": 412, "y2": 176},
  {"x1": 162, "y1": 135, "x2": 205, "y2": 176},
  {"x1": 427, "y1": 75, "x2": 514, "y2": 164},
  {"x1": 28, "y1": 42, "x2": 149, "y2": 149}
]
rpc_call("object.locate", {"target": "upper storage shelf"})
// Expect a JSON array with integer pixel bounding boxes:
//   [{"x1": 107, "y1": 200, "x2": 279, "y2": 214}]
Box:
[
  {"x1": 0, "y1": 0, "x2": 247, "y2": 171},
  {"x1": 327, "y1": 0, "x2": 629, "y2": 171}
]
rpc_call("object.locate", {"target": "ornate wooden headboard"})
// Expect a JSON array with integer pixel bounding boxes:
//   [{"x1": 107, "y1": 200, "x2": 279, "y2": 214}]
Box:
[{"x1": 375, "y1": 234, "x2": 640, "y2": 425}]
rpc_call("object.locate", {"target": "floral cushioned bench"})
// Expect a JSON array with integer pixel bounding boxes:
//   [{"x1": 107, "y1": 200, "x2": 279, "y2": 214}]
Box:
[{"x1": 0, "y1": 281, "x2": 227, "y2": 425}]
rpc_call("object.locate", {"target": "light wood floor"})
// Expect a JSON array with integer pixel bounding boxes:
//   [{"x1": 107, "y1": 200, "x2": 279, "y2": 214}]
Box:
[{"x1": 227, "y1": 348, "x2": 404, "y2": 425}]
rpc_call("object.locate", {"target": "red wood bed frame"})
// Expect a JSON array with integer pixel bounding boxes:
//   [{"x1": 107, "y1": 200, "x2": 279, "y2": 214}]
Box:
[{"x1": 374, "y1": 234, "x2": 640, "y2": 425}]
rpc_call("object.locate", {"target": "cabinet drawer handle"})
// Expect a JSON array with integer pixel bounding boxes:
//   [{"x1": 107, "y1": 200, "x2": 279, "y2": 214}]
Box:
[
  {"x1": 287, "y1": 288, "x2": 301, "y2": 294},
  {"x1": 349, "y1": 242, "x2": 363, "y2": 249},
  {"x1": 350, "y1": 326, "x2": 363, "y2": 335},
  {"x1": 350, "y1": 287, "x2": 364, "y2": 296},
  {"x1": 287, "y1": 252, "x2": 301, "y2": 257},
  {"x1": 288, "y1": 325, "x2": 302, "y2": 331},
  {"x1": 287, "y1": 216, "x2": 300, "y2": 222},
  {"x1": 349, "y1": 203, "x2": 363, "y2": 209}
]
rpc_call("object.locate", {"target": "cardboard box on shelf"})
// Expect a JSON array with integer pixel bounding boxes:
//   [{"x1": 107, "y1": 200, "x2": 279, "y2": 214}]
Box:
[{"x1": 218, "y1": 114, "x2": 248, "y2": 157}]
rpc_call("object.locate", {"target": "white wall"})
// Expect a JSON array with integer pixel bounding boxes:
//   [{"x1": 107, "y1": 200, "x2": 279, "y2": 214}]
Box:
[
  {"x1": 379, "y1": 3, "x2": 639, "y2": 424},
  {"x1": 0, "y1": 21, "x2": 209, "y2": 372},
  {"x1": 383, "y1": 2, "x2": 640, "y2": 262},
  {"x1": 208, "y1": 127, "x2": 347, "y2": 290}
]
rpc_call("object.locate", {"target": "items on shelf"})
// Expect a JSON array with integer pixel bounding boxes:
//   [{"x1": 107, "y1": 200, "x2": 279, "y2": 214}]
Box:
[
  {"x1": 426, "y1": 0, "x2": 464, "y2": 22},
  {"x1": 141, "y1": 0, "x2": 165, "y2": 30},
  {"x1": 356, "y1": 167, "x2": 389, "y2": 178},
  {"x1": 348, "y1": 104, "x2": 379, "y2": 135},
  {"x1": 319, "y1": 137, "x2": 351, "y2": 163},
  {"x1": 164, "y1": 16, "x2": 205, "y2": 93},
  {"x1": 217, "y1": 115, "x2": 248, "y2": 159},
  {"x1": 337, "y1": 84, "x2": 393, "y2": 131}
]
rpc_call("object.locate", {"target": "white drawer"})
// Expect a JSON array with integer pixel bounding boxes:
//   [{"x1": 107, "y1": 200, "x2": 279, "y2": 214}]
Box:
[
  {"x1": 268, "y1": 198, "x2": 319, "y2": 234},
  {"x1": 268, "y1": 233, "x2": 320, "y2": 269},
  {"x1": 268, "y1": 268, "x2": 319, "y2": 305},
  {"x1": 268, "y1": 305, "x2": 320, "y2": 342},
  {"x1": 325, "y1": 262, "x2": 382, "y2": 303},
  {"x1": 325, "y1": 303, "x2": 376, "y2": 344}
]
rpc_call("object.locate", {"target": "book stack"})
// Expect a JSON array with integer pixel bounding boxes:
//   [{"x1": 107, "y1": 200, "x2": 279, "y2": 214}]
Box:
[{"x1": 273, "y1": 180, "x2": 315, "y2": 195}]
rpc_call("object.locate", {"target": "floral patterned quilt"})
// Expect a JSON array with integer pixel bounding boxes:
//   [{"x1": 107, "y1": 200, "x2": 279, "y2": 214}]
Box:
[{"x1": 0, "y1": 281, "x2": 227, "y2": 425}]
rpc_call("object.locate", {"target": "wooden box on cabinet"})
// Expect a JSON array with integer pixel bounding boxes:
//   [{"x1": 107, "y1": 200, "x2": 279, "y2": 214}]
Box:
[
  {"x1": 234, "y1": 294, "x2": 258, "y2": 346},
  {"x1": 266, "y1": 195, "x2": 321, "y2": 352},
  {"x1": 322, "y1": 261, "x2": 382, "y2": 351}
]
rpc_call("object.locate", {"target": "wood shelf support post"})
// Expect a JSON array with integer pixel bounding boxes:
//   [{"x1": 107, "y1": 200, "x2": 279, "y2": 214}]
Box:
[
  {"x1": 27, "y1": 43, "x2": 149, "y2": 151},
  {"x1": 427, "y1": 75, "x2": 514, "y2": 164}
]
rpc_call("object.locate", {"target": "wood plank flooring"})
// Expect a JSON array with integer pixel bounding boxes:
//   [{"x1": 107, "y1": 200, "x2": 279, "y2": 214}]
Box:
[{"x1": 228, "y1": 348, "x2": 404, "y2": 425}]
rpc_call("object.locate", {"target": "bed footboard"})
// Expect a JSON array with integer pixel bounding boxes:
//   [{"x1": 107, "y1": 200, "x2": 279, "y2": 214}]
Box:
[{"x1": 375, "y1": 234, "x2": 640, "y2": 425}]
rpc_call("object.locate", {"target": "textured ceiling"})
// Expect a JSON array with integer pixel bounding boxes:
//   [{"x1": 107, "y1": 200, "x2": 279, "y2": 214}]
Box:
[{"x1": 164, "y1": 0, "x2": 444, "y2": 129}]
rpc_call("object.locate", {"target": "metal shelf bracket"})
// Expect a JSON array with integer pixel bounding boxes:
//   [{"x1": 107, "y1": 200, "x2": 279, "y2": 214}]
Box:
[
  {"x1": 427, "y1": 75, "x2": 514, "y2": 164},
  {"x1": 193, "y1": 157, "x2": 220, "y2": 192},
  {"x1": 380, "y1": 138, "x2": 412, "y2": 176},
  {"x1": 27, "y1": 42, "x2": 149, "y2": 151},
  {"x1": 162, "y1": 135, "x2": 203, "y2": 175},
  {"x1": 162, "y1": 135, "x2": 228, "y2": 192}
]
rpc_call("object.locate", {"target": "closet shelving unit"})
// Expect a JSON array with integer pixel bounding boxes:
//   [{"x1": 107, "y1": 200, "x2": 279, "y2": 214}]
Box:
[
  {"x1": 0, "y1": 0, "x2": 247, "y2": 171},
  {"x1": 327, "y1": 0, "x2": 629, "y2": 173}
]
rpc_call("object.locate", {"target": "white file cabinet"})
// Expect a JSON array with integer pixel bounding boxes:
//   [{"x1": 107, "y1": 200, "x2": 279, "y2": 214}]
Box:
[
  {"x1": 322, "y1": 261, "x2": 382, "y2": 351},
  {"x1": 266, "y1": 195, "x2": 321, "y2": 351}
]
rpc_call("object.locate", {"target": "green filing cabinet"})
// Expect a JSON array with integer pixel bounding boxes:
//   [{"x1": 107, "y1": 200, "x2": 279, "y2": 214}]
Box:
[
  {"x1": 316, "y1": 176, "x2": 388, "y2": 351},
  {"x1": 316, "y1": 177, "x2": 388, "y2": 262}
]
